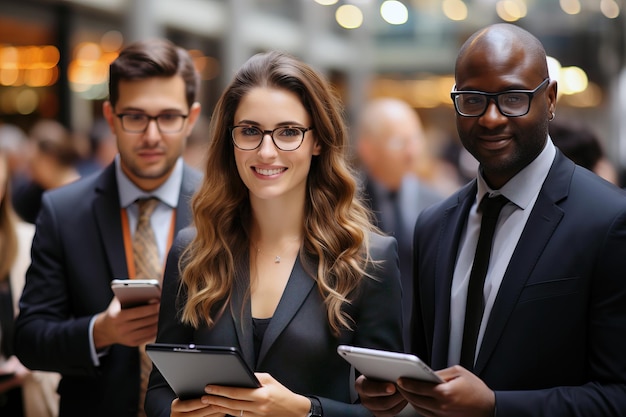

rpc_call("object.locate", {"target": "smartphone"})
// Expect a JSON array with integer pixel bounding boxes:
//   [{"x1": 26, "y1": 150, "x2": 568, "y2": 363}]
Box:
[
  {"x1": 111, "y1": 279, "x2": 161, "y2": 309},
  {"x1": 337, "y1": 345, "x2": 443, "y2": 384},
  {"x1": 146, "y1": 343, "x2": 261, "y2": 400}
]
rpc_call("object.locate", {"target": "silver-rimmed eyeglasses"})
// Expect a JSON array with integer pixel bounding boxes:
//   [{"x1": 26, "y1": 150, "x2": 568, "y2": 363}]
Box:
[
  {"x1": 450, "y1": 78, "x2": 550, "y2": 117},
  {"x1": 230, "y1": 125, "x2": 313, "y2": 151},
  {"x1": 116, "y1": 113, "x2": 189, "y2": 133}
]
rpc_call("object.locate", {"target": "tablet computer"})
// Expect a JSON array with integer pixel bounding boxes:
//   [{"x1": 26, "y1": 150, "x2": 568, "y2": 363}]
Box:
[
  {"x1": 337, "y1": 345, "x2": 443, "y2": 384},
  {"x1": 146, "y1": 343, "x2": 261, "y2": 400}
]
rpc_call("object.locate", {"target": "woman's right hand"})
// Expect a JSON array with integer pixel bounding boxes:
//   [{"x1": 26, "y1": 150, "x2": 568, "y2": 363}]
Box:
[{"x1": 171, "y1": 397, "x2": 226, "y2": 417}]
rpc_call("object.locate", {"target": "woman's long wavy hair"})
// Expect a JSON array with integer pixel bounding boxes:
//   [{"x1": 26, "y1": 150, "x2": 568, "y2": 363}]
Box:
[
  {"x1": 180, "y1": 51, "x2": 377, "y2": 335},
  {"x1": 0, "y1": 152, "x2": 18, "y2": 282}
]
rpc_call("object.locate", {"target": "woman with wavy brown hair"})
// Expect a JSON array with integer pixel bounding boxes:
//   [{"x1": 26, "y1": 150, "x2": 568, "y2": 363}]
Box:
[{"x1": 146, "y1": 51, "x2": 403, "y2": 417}]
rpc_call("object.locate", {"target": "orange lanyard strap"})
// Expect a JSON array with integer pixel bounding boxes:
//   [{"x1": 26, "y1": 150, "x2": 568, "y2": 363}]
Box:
[{"x1": 121, "y1": 207, "x2": 176, "y2": 278}]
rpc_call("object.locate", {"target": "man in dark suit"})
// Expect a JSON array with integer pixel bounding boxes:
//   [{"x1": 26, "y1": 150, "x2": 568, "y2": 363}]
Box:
[
  {"x1": 14, "y1": 39, "x2": 202, "y2": 417},
  {"x1": 356, "y1": 23, "x2": 626, "y2": 416},
  {"x1": 355, "y1": 98, "x2": 444, "y2": 347}
]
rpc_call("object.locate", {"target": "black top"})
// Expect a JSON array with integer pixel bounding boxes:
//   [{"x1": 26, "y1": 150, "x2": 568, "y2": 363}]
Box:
[{"x1": 252, "y1": 317, "x2": 271, "y2": 364}]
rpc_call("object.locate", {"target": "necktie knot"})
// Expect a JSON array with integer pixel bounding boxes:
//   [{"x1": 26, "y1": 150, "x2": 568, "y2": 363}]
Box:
[
  {"x1": 479, "y1": 194, "x2": 509, "y2": 220},
  {"x1": 136, "y1": 198, "x2": 159, "y2": 224}
]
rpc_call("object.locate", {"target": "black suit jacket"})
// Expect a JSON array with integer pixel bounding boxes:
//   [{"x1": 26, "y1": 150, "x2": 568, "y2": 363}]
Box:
[
  {"x1": 411, "y1": 150, "x2": 626, "y2": 416},
  {"x1": 145, "y1": 229, "x2": 404, "y2": 417},
  {"x1": 14, "y1": 162, "x2": 201, "y2": 417}
]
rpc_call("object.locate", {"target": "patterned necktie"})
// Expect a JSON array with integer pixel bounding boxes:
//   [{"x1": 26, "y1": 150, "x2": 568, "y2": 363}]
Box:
[
  {"x1": 132, "y1": 197, "x2": 160, "y2": 417},
  {"x1": 460, "y1": 194, "x2": 509, "y2": 371},
  {"x1": 133, "y1": 197, "x2": 161, "y2": 280}
]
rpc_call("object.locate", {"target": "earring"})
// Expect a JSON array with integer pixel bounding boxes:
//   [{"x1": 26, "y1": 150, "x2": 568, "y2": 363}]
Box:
[{"x1": 549, "y1": 112, "x2": 555, "y2": 121}]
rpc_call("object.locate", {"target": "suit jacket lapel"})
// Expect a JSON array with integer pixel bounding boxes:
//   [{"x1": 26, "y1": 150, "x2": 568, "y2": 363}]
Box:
[
  {"x1": 231, "y1": 254, "x2": 256, "y2": 368},
  {"x1": 474, "y1": 151, "x2": 572, "y2": 374},
  {"x1": 93, "y1": 164, "x2": 128, "y2": 279},
  {"x1": 257, "y1": 257, "x2": 315, "y2": 366},
  {"x1": 431, "y1": 182, "x2": 477, "y2": 369}
]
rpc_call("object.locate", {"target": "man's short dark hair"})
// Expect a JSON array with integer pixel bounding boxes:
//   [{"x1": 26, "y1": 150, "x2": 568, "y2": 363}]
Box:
[{"x1": 108, "y1": 38, "x2": 200, "y2": 109}]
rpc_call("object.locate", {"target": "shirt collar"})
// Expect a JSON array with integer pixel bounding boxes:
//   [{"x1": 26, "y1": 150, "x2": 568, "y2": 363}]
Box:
[
  {"x1": 115, "y1": 154, "x2": 183, "y2": 208},
  {"x1": 477, "y1": 137, "x2": 556, "y2": 210}
]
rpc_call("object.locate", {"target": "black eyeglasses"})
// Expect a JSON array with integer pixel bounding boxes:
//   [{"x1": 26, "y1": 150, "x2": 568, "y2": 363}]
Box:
[
  {"x1": 230, "y1": 125, "x2": 313, "y2": 151},
  {"x1": 116, "y1": 113, "x2": 189, "y2": 133},
  {"x1": 451, "y1": 78, "x2": 550, "y2": 117}
]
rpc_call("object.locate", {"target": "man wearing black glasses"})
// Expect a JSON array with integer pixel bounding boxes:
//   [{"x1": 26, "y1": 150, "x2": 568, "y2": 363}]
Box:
[
  {"x1": 15, "y1": 39, "x2": 202, "y2": 417},
  {"x1": 357, "y1": 23, "x2": 626, "y2": 417}
]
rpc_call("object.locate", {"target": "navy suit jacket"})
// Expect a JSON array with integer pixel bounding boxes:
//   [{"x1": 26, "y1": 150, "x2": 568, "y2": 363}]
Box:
[
  {"x1": 145, "y1": 229, "x2": 404, "y2": 417},
  {"x1": 14, "y1": 162, "x2": 201, "y2": 417},
  {"x1": 411, "y1": 150, "x2": 626, "y2": 416}
]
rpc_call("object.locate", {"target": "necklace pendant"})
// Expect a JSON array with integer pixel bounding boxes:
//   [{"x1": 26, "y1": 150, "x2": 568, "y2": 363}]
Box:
[{"x1": 274, "y1": 256, "x2": 281, "y2": 263}]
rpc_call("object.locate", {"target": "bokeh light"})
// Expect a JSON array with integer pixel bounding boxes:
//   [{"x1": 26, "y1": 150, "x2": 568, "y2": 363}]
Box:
[
  {"x1": 336, "y1": 4, "x2": 364, "y2": 29},
  {"x1": 560, "y1": 0, "x2": 581, "y2": 15},
  {"x1": 381, "y1": 1, "x2": 409, "y2": 25},
  {"x1": 442, "y1": 0, "x2": 468, "y2": 21}
]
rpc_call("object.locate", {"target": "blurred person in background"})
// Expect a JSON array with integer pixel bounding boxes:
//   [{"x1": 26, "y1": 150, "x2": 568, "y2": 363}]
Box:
[
  {"x1": 12, "y1": 119, "x2": 81, "y2": 224},
  {"x1": 0, "y1": 124, "x2": 31, "y2": 195},
  {"x1": 411, "y1": 128, "x2": 467, "y2": 198},
  {"x1": 14, "y1": 38, "x2": 202, "y2": 417},
  {"x1": 182, "y1": 114, "x2": 210, "y2": 170},
  {"x1": 75, "y1": 118, "x2": 119, "y2": 176},
  {"x1": 355, "y1": 97, "x2": 444, "y2": 347},
  {"x1": 549, "y1": 118, "x2": 619, "y2": 186},
  {"x1": 0, "y1": 150, "x2": 60, "y2": 417}
]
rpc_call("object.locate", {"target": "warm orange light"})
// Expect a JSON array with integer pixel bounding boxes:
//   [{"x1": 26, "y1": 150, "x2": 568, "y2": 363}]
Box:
[{"x1": 0, "y1": 45, "x2": 60, "y2": 87}]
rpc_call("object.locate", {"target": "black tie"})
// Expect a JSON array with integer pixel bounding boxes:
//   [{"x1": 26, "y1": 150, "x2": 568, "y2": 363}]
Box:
[{"x1": 460, "y1": 194, "x2": 509, "y2": 371}]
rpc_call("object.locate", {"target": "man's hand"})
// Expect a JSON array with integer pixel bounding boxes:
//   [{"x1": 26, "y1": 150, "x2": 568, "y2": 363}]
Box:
[
  {"x1": 93, "y1": 297, "x2": 160, "y2": 349},
  {"x1": 396, "y1": 365, "x2": 495, "y2": 417},
  {"x1": 355, "y1": 374, "x2": 408, "y2": 417}
]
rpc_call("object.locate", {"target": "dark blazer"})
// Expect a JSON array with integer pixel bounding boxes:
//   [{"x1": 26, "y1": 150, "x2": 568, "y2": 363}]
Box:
[
  {"x1": 411, "y1": 150, "x2": 626, "y2": 416},
  {"x1": 14, "y1": 162, "x2": 201, "y2": 417},
  {"x1": 145, "y1": 229, "x2": 403, "y2": 417}
]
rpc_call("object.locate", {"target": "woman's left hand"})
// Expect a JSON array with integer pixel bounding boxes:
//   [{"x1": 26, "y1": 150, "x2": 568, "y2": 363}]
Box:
[{"x1": 201, "y1": 373, "x2": 312, "y2": 417}]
